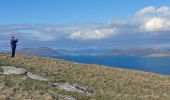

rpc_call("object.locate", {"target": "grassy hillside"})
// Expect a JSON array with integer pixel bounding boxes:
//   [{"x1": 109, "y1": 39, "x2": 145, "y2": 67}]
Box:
[{"x1": 0, "y1": 53, "x2": 170, "y2": 100}]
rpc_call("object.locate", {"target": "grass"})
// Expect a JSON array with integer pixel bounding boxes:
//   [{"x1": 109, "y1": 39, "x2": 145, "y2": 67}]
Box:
[{"x1": 0, "y1": 53, "x2": 170, "y2": 100}]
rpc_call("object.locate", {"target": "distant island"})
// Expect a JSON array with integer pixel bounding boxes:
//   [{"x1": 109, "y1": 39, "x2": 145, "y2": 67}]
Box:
[
  {"x1": 101, "y1": 48, "x2": 170, "y2": 57},
  {"x1": 144, "y1": 54, "x2": 170, "y2": 57},
  {"x1": 12, "y1": 47, "x2": 170, "y2": 57}
]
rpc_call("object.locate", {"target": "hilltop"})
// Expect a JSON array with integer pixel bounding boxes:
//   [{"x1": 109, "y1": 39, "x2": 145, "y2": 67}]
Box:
[{"x1": 0, "y1": 53, "x2": 170, "y2": 100}]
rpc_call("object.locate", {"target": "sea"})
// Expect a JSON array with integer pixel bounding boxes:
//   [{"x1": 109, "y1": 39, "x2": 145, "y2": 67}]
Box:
[{"x1": 51, "y1": 55, "x2": 170, "y2": 76}]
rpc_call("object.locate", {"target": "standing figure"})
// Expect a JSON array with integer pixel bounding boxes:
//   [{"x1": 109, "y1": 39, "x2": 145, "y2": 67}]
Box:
[{"x1": 10, "y1": 36, "x2": 18, "y2": 58}]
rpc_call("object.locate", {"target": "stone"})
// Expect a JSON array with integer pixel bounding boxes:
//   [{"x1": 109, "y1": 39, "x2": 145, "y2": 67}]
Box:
[
  {"x1": 48, "y1": 82, "x2": 92, "y2": 95},
  {"x1": 27, "y1": 72, "x2": 48, "y2": 81},
  {"x1": 0, "y1": 66, "x2": 48, "y2": 81},
  {"x1": 0, "y1": 66, "x2": 27, "y2": 75}
]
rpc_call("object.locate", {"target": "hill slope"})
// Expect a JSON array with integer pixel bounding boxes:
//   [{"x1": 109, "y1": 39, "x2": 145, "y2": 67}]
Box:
[
  {"x1": 0, "y1": 53, "x2": 170, "y2": 100},
  {"x1": 16, "y1": 47, "x2": 63, "y2": 56}
]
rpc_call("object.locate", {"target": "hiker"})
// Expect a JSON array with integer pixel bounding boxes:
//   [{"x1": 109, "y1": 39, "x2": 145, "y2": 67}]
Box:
[{"x1": 10, "y1": 36, "x2": 18, "y2": 58}]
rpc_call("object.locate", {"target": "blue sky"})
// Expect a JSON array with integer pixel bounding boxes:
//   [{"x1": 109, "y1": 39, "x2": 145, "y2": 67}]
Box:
[
  {"x1": 0, "y1": 0, "x2": 170, "y2": 50},
  {"x1": 0, "y1": 0, "x2": 169, "y2": 24}
]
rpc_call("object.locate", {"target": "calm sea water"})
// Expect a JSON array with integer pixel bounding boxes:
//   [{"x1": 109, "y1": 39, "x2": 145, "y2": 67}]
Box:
[{"x1": 51, "y1": 55, "x2": 170, "y2": 75}]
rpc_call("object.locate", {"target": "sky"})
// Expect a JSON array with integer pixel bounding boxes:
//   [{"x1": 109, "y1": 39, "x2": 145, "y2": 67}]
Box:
[{"x1": 0, "y1": 0, "x2": 170, "y2": 50}]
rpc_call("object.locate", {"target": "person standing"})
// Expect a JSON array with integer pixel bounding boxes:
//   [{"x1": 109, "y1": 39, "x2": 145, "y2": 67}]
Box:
[{"x1": 10, "y1": 36, "x2": 18, "y2": 58}]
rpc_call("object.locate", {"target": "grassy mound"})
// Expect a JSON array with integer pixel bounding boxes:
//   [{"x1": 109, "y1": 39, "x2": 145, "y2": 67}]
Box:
[{"x1": 0, "y1": 53, "x2": 170, "y2": 100}]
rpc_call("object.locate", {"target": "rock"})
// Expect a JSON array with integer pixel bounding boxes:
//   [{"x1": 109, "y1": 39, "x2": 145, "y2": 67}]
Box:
[
  {"x1": 48, "y1": 82, "x2": 93, "y2": 95},
  {"x1": 0, "y1": 66, "x2": 27, "y2": 75},
  {"x1": 0, "y1": 66, "x2": 48, "y2": 81},
  {"x1": 27, "y1": 72, "x2": 48, "y2": 81}
]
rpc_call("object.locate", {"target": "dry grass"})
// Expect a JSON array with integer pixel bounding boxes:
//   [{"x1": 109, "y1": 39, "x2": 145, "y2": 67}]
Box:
[{"x1": 1, "y1": 53, "x2": 170, "y2": 100}]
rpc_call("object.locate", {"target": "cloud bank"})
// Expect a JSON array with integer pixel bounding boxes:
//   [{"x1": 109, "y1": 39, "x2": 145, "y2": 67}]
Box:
[{"x1": 0, "y1": 6, "x2": 170, "y2": 50}]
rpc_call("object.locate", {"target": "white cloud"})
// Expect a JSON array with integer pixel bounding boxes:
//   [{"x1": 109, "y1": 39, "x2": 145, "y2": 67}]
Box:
[
  {"x1": 135, "y1": 6, "x2": 170, "y2": 32},
  {"x1": 140, "y1": 17, "x2": 170, "y2": 31},
  {"x1": 68, "y1": 28, "x2": 118, "y2": 40},
  {"x1": 157, "y1": 6, "x2": 170, "y2": 16},
  {"x1": 0, "y1": 6, "x2": 170, "y2": 43},
  {"x1": 136, "y1": 6, "x2": 156, "y2": 16},
  {"x1": 1, "y1": 6, "x2": 170, "y2": 50}
]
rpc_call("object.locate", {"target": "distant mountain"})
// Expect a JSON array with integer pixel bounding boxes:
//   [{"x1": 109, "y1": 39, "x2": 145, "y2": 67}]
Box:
[
  {"x1": 57, "y1": 49, "x2": 110, "y2": 55},
  {"x1": 100, "y1": 48, "x2": 170, "y2": 57},
  {"x1": 16, "y1": 47, "x2": 64, "y2": 56},
  {"x1": 14, "y1": 48, "x2": 170, "y2": 57}
]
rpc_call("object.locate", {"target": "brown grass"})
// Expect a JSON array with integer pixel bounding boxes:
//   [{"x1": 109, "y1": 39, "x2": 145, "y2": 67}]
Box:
[{"x1": 0, "y1": 53, "x2": 170, "y2": 100}]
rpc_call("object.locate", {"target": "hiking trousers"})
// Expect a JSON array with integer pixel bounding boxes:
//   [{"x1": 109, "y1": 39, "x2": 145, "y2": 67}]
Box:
[{"x1": 11, "y1": 46, "x2": 16, "y2": 58}]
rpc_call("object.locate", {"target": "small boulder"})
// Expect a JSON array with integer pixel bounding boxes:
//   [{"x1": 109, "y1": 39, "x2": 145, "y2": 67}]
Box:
[
  {"x1": 27, "y1": 72, "x2": 48, "y2": 81},
  {"x1": 48, "y1": 82, "x2": 92, "y2": 95},
  {"x1": 0, "y1": 66, "x2": 27, "y2": 75}
]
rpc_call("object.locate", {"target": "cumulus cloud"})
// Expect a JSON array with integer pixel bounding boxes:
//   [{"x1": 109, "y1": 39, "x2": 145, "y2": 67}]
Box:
[
  {"x1": 135, "y1": 6, "x2": 170, "y2": 32},
  {"x1": 140, "y1": 17, "x2": 170, "y2": 31},
  {"x1": 67, "y1": 19, "x2": 129, "y2": 40},
  {"x1": 0, "y1": 6, "x2": 170, "y2": 42},
  {"x1": 0, "y1": 23, "x2": 122, "y2": 41},
  {"x1": 68, "y1": 28, "x2": 118, "y2": 40},
  {"x1": 136, "y1": 6, "x2": 156, "y2": 16}
]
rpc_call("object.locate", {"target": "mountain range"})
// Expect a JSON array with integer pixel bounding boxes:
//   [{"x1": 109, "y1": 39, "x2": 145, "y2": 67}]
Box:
[
  {"x1": 101, "y1": 48, "x2": 170, "y2": 57},
  {"x1": 8, "y1": 47, "x2": 170, "y2": 57}
]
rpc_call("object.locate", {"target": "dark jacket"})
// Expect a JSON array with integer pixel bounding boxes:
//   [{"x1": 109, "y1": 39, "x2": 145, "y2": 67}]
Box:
[{"x1": 10, "y1": 38, "x2": 18, "y2": 48}]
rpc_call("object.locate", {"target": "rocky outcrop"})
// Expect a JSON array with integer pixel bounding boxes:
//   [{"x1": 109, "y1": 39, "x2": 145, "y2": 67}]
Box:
[
  {"x1": 0, "y1": 66, "x2": 93, "y2": 97},
  {"x1": 0, "y1": 66, "x2": 48, "y2": 81},
  {"x1": 0, "y1": 66, "x2": 27, "y2": 75},
  {"x1": 48, "y1": 82, "x2": 93, "y2": 95},
  {"x1": 27, "y1": 72, "x2": 48, "y2": 81}
]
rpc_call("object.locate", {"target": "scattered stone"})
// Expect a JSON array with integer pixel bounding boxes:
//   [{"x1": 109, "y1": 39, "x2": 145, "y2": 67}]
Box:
[
  {"x1": 27, "y1": 72, "x2": 48, "y2": 81},
  {"x1": 0, "y1": 66, "x2": 27, "y2": 75},
  {"x1": 48, "y1": 82, "x2": 92, "y2": 95},
  {"x1": 0, "y1": 66, "x2": 48, "y2": 81},
  {"x1": 48, "y1": 90, "x2": 76, "y2": 100},
  {"x1": 0, "y1": 66, "x2": 92, "y2": 97}
]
